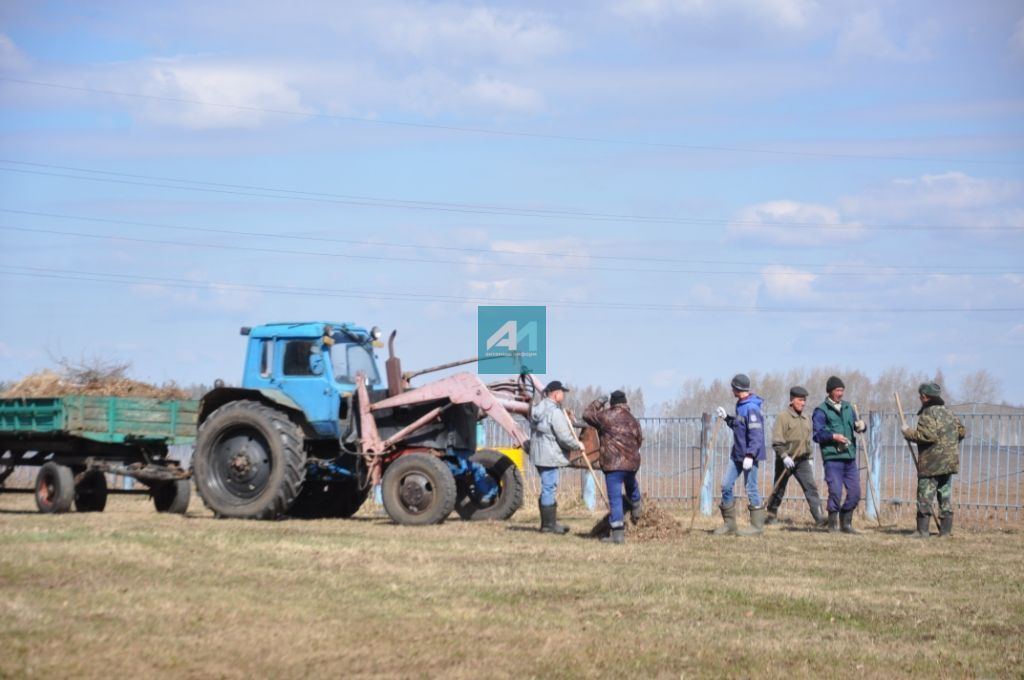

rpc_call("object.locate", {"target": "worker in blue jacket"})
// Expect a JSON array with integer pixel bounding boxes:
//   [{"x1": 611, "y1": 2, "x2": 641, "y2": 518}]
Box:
[{"x1": 713, "y1": 373, "x2": 767, "y2": 536}]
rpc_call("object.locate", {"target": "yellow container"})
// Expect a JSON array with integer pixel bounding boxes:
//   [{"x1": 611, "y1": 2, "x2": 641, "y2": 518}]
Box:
[{"x1": 483, "y1": 447, "x2": 525, "y2": 471}]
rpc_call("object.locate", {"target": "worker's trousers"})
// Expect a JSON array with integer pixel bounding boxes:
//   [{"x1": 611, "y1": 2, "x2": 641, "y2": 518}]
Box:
[{"x1": 604, "y1": 470, "x2": 640, "y2": 527}]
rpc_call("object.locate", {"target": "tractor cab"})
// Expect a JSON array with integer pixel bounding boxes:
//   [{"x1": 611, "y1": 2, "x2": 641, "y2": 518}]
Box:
[{"x1": 239, "y1": 322, "x2": 384, "y2": 439}]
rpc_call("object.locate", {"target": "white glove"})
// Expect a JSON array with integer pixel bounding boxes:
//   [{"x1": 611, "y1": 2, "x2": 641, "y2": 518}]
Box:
[
  {"x1": 783, "y1": 456, "x2": 795, "y2": 470},
  {"x1": 854, "y1": 419, "x2": 867, "y2": 433},
  {"x1": 715, "y1": 406, "x2": 728, "y2": 420},
  {"x1": 742, "y1": 456, "x2": 753, "y2": 471}
]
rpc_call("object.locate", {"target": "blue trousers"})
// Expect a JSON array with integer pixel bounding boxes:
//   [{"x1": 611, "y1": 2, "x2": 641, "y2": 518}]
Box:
[
  {"x1": 536, "y1": 466, "x2": 560, "y2": 506},
  {"x1": 824, "y1": 459, "x2": 860, "y2": 512},
  {"x1": 721, "y1": 459, "x2": 761, "y2": 507},
  {"x1": 604, "y1": 470, "x2": 641, "y2": 527}
]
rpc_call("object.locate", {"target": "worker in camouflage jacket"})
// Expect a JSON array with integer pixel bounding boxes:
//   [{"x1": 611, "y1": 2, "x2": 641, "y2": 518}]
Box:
[
  {"x1": 765, "y1": 386, "x2": 826, "y2": 527},
  {"x1": 902, "y1": 382, "x2": 965, "y2": 538},
  {"x1": 584, "y1": 390, "x2": 643, "y2": 545},
  {"x1": 529, "y1": 380, "x2": 581, "y2": 535},
  {"x1": 812, "y1": 376, "x2": 867, "y2": 534}
]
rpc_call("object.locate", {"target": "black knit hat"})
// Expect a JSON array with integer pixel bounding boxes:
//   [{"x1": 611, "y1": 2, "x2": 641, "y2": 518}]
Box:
[
  {"x1": 610, "y1": 390, "x2": 627, "y2": 405},
  {"x1": 918, "y1": 382, "x2": 941, "y2": 397},
  {"x1": 730, "y1": 373, "x2": 751, "y2": 391},
  {"x1": 790, "y1": 386, "x2": 809, "y2": 398},
  {"x1": 826, "y1": 376, "x2": 845, "y2": 393}
]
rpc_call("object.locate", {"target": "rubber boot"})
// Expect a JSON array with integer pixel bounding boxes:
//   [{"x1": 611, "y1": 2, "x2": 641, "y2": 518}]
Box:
[
  {"x1": 809, "y1": 503, "x2": 827, "y2": 528},
  {"x1": 939, "y1": 514, "x2": 953, "y2": 538},
  {"x1": 539, "y1": 500, "x2": 569, "y2": 535},
  {"x1": 738, "y1": 505, "x2": 765, "y2": 536},
  {"x1": 630, "y1": 499, "x2": 643, "y2": 524},
  {"x1": 840, "y1": 509, "x2": 860, "y2": 535},
  {"x1": 827, "y1": 511, "x2": 839, "y2": 533},
  {"x1": 713, "y1": 501, "x2": 738, "y2": 536},
  {"x1": 601, "y1": 522, "x2": 626, "y2": 544},
  {"x1": 911, "y1": 513, "x2": 930, "y2": 538}
]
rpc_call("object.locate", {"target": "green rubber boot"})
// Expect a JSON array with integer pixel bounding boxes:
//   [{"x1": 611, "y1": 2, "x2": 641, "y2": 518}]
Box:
[{"x1": 713, "y1": 501, "x2": 738, "y2": 536}]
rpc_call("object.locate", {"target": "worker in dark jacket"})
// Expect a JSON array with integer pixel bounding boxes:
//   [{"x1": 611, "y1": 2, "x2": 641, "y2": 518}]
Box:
[
  {"x1": 812, "y1": 376, "x2": 867, "y2": 534},
  {"x1": 584, "y1": 390, "x2": 643, "y2": 545},
  {"x1": 765, "y1": 386, "x2": 826, "y2": 527},
  {"x1": 713, "y1": 374, "x2": 767, "y2": 536},
  {"x1": 902, "y1": 382, "x2": 965, "y2": 538}
]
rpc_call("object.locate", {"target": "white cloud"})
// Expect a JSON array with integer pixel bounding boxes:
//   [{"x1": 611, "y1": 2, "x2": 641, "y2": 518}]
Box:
[
  {"x1": 840, "y1": 171, "x2": 1024, "y2": 229},
  {"x1": 758, "y1": 265, "x2": 818, "y2": 301},
  {"x1": 835, "y1": 8, "x2": 935, "y2": 62},
  {"x1": 1011, "y1": 17, "x2": 1024, "y2": 61},
  {"x1": 135, "y1": 59, "x2": 311, "y2": 130},
  {"x1": 611, "y1": 0, "x2": 818, "y2": 30},
  {"x1": 364, "y1": 4, "x2": 567, "y2": 64},
  {"x1": 729, "y1": 200, "x2": 863, "y2": 245},
  {"x1": 0, "y1": 33, "x2": 29, "y2": 71}
]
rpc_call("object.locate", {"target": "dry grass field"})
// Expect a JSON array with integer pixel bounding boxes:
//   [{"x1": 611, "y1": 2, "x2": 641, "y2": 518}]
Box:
[{"x1": 1, "y1": 493, "x2": 1022, "y2": 679}]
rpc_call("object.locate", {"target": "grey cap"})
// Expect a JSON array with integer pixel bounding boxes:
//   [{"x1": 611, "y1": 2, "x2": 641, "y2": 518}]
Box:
[
  {"x1": 730, "y1": 373, "x2": 751, "y2": 391},
  {"x1": 790, "y1": 386, "x2": 809, "y2": 398},
  {"x1": 918, "y1": 382, "x2": 941, "y2": 397}
]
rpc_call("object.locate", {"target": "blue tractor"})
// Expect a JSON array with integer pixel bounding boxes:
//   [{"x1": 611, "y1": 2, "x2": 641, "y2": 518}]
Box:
[{"x1": 191, "y1": 322, "x2": 535, "y2": 525}]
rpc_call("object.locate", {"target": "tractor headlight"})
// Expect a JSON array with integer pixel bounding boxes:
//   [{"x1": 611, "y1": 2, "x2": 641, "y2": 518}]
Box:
[{"x1": 370, "y1": 326, "x2": 382, "y2": 340}]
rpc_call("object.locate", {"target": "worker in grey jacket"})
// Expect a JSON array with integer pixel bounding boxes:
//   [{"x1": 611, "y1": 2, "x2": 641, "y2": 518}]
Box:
[{"x1": 529, "y1": 380, "x2": 581, "y2": 534}]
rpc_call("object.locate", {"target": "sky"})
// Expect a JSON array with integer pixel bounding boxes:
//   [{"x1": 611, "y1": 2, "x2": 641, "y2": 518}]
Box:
[{"x1": 0, "y1": 0, "x2": 1022, "y2": 410}]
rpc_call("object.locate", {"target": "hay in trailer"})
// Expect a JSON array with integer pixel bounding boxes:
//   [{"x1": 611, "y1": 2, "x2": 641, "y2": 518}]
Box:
[
  {"x1": 588, "y1": 496, "x2": 686, "y2": 543},
  {"x1": 1, "y1": 361, "x2": 189, "y2": 400}
]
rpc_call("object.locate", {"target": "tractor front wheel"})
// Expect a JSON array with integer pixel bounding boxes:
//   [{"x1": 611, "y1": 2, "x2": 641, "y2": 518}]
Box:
[
  {"x1": 153, "y1": 479, "x2": 191, "y2": 514},
  {"x1": 381, "y1": 453, "x2": 456, "y2": 526},
  {"x1": 455, "y1": 449, "x2": 523, "y2": 521}
]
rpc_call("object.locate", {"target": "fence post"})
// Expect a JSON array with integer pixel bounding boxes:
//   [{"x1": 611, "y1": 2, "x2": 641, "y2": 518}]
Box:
[
  {"x1": 582, "y1": 470, "x2": 596, "y2": 510},
  {"x1": 700, "y1": 412, "x2": 714, "y2": 516},
  {"x1": 867, "y1": 411, "x2": 882, "y2": 520}
]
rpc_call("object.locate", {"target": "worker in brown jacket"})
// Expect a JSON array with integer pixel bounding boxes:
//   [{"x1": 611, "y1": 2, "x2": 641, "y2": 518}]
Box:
[
  {"x1": 765, "y1": 386, "x2": 826, "y2": 527},
  {"x1": 584, "y1": 390, "x2": 643, "y2": 545}
]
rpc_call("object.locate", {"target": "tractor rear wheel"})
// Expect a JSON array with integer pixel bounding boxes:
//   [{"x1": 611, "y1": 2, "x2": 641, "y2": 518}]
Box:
[
  {"x1": 153, "y1": 479, "x2": 191, "y2": 514},
  {"x1": 35, "y1": 462, "x2": 74, "y2": 514},
  {"x1": 381, "y1": 453, "x2": 456, "y2": 526},
  {"x1": 74, "y1": 469, "x2": 108, "y2": 512},
  {"x1": 455, "y1": 449, "x2": 523, "y2": 521},
  {"x1": 193, "y1": 400, "x2": 305, "y2": 520}
]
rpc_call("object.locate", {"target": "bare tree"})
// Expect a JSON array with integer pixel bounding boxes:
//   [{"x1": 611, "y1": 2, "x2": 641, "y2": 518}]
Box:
[{"x1": 958, "y1": 369, "x2": 1001, "y2": 404}]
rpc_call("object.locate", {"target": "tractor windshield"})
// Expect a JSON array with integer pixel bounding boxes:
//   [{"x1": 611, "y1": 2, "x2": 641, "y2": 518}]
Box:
[{"x1": 332, "y1": 342, "x2": 381, "y2": 386}]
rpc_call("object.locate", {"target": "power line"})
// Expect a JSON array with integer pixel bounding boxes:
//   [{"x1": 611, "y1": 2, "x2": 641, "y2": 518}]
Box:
[
  {"x1": 3, "y1": 208, "x2": 1018, "y2": 273},
  {"x1": 2, "y1": 76, "x2": 1020, "y2": 166},
  {"x1": 1, "y1": 265, "x2": 1020, "y2": 313},
  {"x1": 2, "y1": 159, "x2": 1022, "y2": 232},
  {"x1": 3, "y1": 224, "x2": 1021, "y2": 278}
]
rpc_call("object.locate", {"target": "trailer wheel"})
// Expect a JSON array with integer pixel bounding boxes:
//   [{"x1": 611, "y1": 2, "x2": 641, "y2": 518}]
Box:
[
  {"x1": 74, "y1": 470, "x2": 108, "y2": 512},
  {"x1": 193, "y1": 400, "x2": 305, "y2": 520},
  {"x1": 153, "y1": 480, "x2": 191, "y2": 514},
  {"x1": 455, "y1": 449, "x2": 524, "y2": 521},
  {"x1": 381, "y1": 453, "x2": 456, "y2": 526},
  {"x1": 289, "y1": 478, "x2": 370, "y2": 519},
  {"x1": 35, "y1": 462, "x2": 74, "y2": 514}
]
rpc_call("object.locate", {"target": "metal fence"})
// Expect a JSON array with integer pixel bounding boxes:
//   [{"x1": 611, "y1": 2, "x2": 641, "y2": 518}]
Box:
[
  {"x1": 488, "y1": 411, "x2": 1024, "y2": 528},
  {"x1": 5, "y1": 412, "x2": 1021, "y2": 528}
]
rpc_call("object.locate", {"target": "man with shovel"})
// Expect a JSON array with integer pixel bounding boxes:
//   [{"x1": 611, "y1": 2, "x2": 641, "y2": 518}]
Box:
[
  {"x1": 765, "y1": 386, "x2": 827, "y2": 527},
  {"x1": 584, "y1": 390, "x2": 643, "y2": 545},
  {"x1": 901, "y1": 383, "x2": 965, "y2": 538},
  {"x1": 529, "y1": 380, "x2": 582, "y2": 535}
]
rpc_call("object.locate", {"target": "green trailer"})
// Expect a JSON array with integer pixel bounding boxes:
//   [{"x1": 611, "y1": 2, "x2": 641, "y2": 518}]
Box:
[{"x1": 0, "y1": 396, "x2": 198, "y2": 514}]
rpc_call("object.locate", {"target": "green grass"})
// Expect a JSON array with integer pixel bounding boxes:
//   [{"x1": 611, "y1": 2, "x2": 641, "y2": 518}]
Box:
[{"x1": 1, "y1": 494, "x2": 1022, "y2": 679}]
